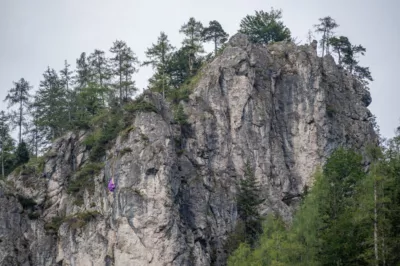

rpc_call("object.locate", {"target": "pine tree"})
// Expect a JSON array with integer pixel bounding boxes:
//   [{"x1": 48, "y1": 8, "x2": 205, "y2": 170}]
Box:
[
  {"x1": 165, "y1": 47, "x2": 192, "y2": 89},
  {"x1": 143, "y1": 32, "x2": 174, "y2": 98},
  {"x1": 15, "y1": 140, "x2": 29, "y2": 167},
  {"x1": 35, "y1": 67, "x2": 69, "y2": 140},
  {"x1": 236, "y1": 161, "x2": 265, "y2": 247},
  {"x1": 74, "y1": 83, "x2": 107, "y2": 128},
  {"x1": 381, "y1": 133, "x2": 400, "y2": 264},
  {"x1": 314, "y1": 16, "x2": 339, "y2": 57},
  {"x1": 239, "y1": 8, "x2": 291, "y2": 44},
  {"x1": 120, "y1": 47, "x2": 138, "y2": 102},
  {"x1": 180, "y1": 17, "x2": 204, "y2": 76},
  {"x1": 329, "y1": 37, "x2": 373, "y2": 85},
  {"x1": 202, "y1": 20, "x2": 229, "y2": 56},
  {"x1": 88, "y1": 49, "x2": 111, "y2": 89},
  {"x1": 75, "y1": 52, "x2": 91, "y2": 89},
  {"x1": 318, "y1": 148, "x2": 365, "y2": 265},
  {"x1": 0, "y1": 111, "x2": 14, "y2": 178},
  {"x1": 110, "y1": 41, "x2": 139, "y2": 103},
  {"x1": 328, "y1": 36, "x2": 350, "y2": 65},
  {"x1": 24, "y1": 99, "x2": 45, "y2": 158},
  {"x1": 3, "y1": 78, "x2": 32, "y2": 143},
  {"x1": 60, "y1": 60, "x2": 74, "y2": 125},
  {"x1": 88, "y1": 50, "x2": 111, "y2": 105}
]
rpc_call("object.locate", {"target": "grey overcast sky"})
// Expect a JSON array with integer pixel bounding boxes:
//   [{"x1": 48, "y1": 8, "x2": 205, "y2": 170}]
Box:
[{"x1": 0, "y1": 0, "x2": 399, "y2": 138}]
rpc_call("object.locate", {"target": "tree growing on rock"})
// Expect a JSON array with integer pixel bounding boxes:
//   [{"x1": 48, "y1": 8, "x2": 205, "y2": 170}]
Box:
[
  {"x1": 328, "y1": 36, "x2": 350, "y2": 65},
  {"x1": 4, "y1": 78, "x2": 32, "y2": 144},
  {"x1": 179, "y1": 17, "x2": 204, "y2": 76},
  {"x1": 329, "y1": 36, "x2": 373, "y2": 85},
  {"x1": 75, "y1": 52, "x2": 91, "y2": 89},
  {"x1": 60, "y1": 60, "x2": 74, "y2": 125},
  {"x1": 239, "y1": 8, "x2": 291, "y2": 44},
  {"x1": 35, "y1": 67, "x2": 69, "y2": 140},
  {"x1": 143, "y1": 32, "x2": 175, "y2": 98},
  {"x1": 202, "y1": 20, "x2": 229, "y2": 56},
  {"x1": 314, "y1": 16, "x2": 339, "y2": 57},
  {"x1": 110, "y1": 40, "x2": 139, "y2": 104},
  {"x1": 88, "y1": 49, "x2": 112, "y2": 104}
]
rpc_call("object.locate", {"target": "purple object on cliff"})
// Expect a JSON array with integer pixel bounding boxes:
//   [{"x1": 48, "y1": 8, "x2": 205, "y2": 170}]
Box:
[{"x1": 108, "y1": 179, "x2": 115, "y2": 192}]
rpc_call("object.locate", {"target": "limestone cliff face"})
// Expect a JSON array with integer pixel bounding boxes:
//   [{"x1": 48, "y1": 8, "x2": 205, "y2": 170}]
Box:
[{"x1": 0, "y1": 34, "x2": 376, "y2": 266}]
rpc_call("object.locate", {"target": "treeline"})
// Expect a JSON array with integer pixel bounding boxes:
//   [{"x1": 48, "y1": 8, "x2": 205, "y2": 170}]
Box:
[
  {"x1": 0, "y1": 9, "x2": 373, "y2": 178},
  {"x1": 228, "y1": 135, "x2": 400, "y2": 265},
  {"x1": 0, "y1": 17, "x2": 231, "y2": 177}
]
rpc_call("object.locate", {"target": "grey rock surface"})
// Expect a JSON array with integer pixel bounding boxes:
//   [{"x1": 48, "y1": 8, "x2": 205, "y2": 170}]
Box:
[{"x1": 0, "y1": 34, "x2": 376, "y2": 265}]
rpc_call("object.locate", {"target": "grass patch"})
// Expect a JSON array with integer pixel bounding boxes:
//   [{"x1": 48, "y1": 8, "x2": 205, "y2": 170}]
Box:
[
  {"x1": 173, "y1": 104, "x2": 189, "y2": 126},
  {"x1": 64, "y1": 211, "x2": 100, "y2": 230},
  {"x1": 120, "y1": 126, "x2": 136, "y2": 140},
  {"x1": 44, "y1": 216, "x2": 65, "y2": 235},
  {"x1": 83, "y1": 110, "x2": 125, "y2": 162},
  {"x1": 166, "y1": 70, "x2": 203, "y2": 105},
  {"x1": 67, "y1": 162, "x2": 104, "y2": 205},
  {"x1": 120, "y1": 147, "x2": 133, "y2": 156},
  {"x1": 124, "y1": 96, "x2": 158, "y2": 114},
  {"x1": 12, "y1": 157, "x2": 45, "y2": 177},
  {"x1": 44, "y1": 211, "x2": 101, "y2": 234}
]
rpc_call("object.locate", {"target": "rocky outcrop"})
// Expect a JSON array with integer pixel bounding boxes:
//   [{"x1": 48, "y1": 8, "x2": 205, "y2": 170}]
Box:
[{"x1": 0, "y1": 34, "x2": 376, "y2": 266}]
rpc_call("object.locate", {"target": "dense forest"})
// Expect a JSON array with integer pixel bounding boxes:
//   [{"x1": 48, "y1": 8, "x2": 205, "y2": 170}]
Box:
[{"x1": 0, "y1": 8, "x2": 392, "y2": 265}]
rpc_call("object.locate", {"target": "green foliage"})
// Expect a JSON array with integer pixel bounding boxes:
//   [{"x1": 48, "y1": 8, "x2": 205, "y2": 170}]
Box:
[
  {"x1": 180, "y1": 17, "x2": 204, "y2": 76},
  {"x1": 64, "y1": 211, "x2": 100, "y2": 230},
  {"x1": 314, "y1": 16, "x2": 339, "y2": 57},
  {"x1": 227, "y1": 242, "x2": 253, "y2": 266},
  {"x1": 239, "y1": 8, "x2": 291, "y2": 44},
  {"x1": 13, "y1": 156, "x2": 45, "y2": 177},
  {"x1": 72, "y1": 83, "x2": 109, "y2": 129},
  {"x1": 0, "y1": 111, "x2": 16, "y2": 177},
  {"x1": 67, "y1": 162, "x2": 104, "y2": 205},
  {"x1": 110, "y1": 41, "x2": 139, "y2": 103},
  {"x1": 166, "y1": 67, "x2": 202, "y2": 105},
  {"x1": 228, "y1": 148, "x2": 398, "y2": 265},
  {"x1": 4, "y1": 78, "x2": 32, "y2": 143},
  {"x1": 44, "y1": 211, "x2": 100, "y2": 234},
  {"x1": 15, "y1": 141, "x2": 30, "y2": 166},
  {"x1": 328, "y1": 35, "x2": 373, "y2": 85},
  {"x1": 120, "y1": 125, "x2": 135, "y2": 140},
  {"x1": 202, "y1": 20, "x2": 229, "y2": 56},
  {"x1": 143, "y1": 32, "x2": 174, "y2": 98},
  {"x1": 225, "y1": 220, "x2": 247, "y2": 256},
  {"x1": 328, "y1": 36, "x2": 349, "y2": 65},
  {"x1": 123, "y1": 97, "x2": 158, "y2": 114},
  {"x1": 44, "y1": 216, "x2": 65, "y2": 234},
  {"x1": 35, "y1": 67, "x2": 70, "y2": 139},
  {"x1": 75, "y1": 52, "x2": 91, "y2": 89},
  {"x1": 83, "y1": 110, "x2": 124, "y2": 162},
  {"x1": 120, "y1": 147, "x2": 133, "y2": 156},
  {"x1": 173, "y1": 104, "x2": 189, "y2": 126},
  {"x1": 236, "y1": 161, "x2": 265, "y2": 247}
]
